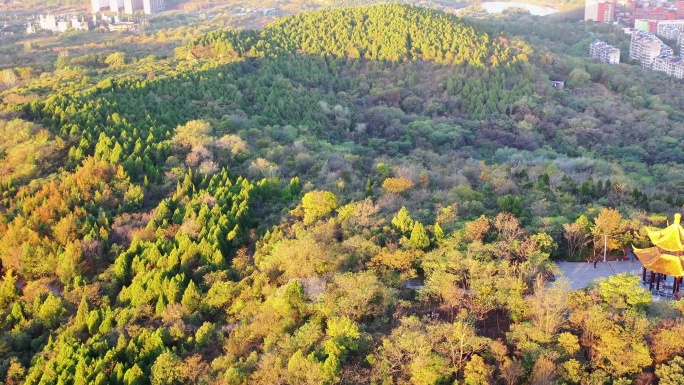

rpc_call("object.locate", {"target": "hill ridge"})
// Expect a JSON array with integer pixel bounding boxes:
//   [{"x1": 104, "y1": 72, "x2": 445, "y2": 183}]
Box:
[{"x1": 190, "y1": 4, "x2": 531, "y2": 67}]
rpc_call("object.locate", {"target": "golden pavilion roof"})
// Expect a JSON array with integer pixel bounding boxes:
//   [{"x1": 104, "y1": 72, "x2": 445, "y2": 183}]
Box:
[
  {"x1": 647, "y1": 213, "x2": 684, "y2": 252},
  {"x1": 633, "y1": 246, "x2": 684, "y2": 277},
  {"x1": 634, "y1": 214, "x2": 684, "y2": 277}
]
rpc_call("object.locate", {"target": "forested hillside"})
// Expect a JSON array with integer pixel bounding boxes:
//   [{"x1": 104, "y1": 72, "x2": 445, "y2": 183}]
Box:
[{"x1": 1, "y1": 4, "x2": 684, "y2": 384}]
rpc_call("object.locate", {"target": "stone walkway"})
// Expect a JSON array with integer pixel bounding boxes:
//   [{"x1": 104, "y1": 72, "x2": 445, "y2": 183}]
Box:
[{"x1": 555, "y1": 260, "x2": 642, "y2": 290}]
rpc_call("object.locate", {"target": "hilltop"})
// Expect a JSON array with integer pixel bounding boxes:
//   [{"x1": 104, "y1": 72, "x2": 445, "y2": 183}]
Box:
[{"x1": 190, "y1": 4, "x2": 528, "y2": 66}]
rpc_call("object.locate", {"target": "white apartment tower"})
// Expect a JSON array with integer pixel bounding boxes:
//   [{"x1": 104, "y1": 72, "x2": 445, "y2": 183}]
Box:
[
  {"x1": 110, "y1": 0, "x2": 123, "y2": 12},
  {"x1": 124, "y1": 0, "x2": 143, "y2": 14},
  {"x1": 143, "y1": 0, "x2": 164, "y2": 14},
  {"x1": 91, "y1": 0, "x2": 106, "y2": 13}
]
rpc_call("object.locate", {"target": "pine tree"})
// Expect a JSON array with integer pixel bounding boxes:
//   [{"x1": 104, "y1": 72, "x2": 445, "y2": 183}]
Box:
[
  {"x1": 123, "y1": 364, "x2": 144, "y2": 385},
  {"x1": 74, "y1": 360, "x2": 89, "y2": 385},
  {"x1": 409, "y1": 222, "x2": 430, "y2": 250},
  {"x1": 74, "y1": 296, "x2": 89, "y2": 332},
  {"x1": 155, "y1": 295, "x2": 167, "y2": 316},
  {"x1": 0, "y1": 269, "x2": 19, "y2": 308},
  {"x1": 182, "y1": 281, "x2": 201, "y2": 314},
  {"x1": 434, "y1": 222, "x2": 444, "y2": 242},
  {"x1": 392, "y1": 206, "x2": 414, "y2": 234},
  {"x1": 9, "y1": 302, "x2": 24, "y2": 323},
  {"x1": 87, "y1": 310, "x2": 101, "y2": 335}
]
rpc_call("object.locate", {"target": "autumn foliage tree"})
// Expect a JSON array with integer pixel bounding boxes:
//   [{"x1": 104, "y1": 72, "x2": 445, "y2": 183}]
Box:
[
  {"x1": 382, "y1": 177, "x2": 414, "y2": 194},
  {"x1": 301, "y1": 190, "x2": 338, "y2": 224},
  {"x1": 593, "y1": 208, "x2": 624, "y2": 258}
]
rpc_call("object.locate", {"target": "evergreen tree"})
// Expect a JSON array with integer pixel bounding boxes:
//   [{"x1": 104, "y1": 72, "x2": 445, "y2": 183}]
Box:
[
  {"x1": 155, "y1": 295, "x2": 167, "y2": 316},
  {"x1": 433, "y1": 222, "x2": 444, "y2": 242},
  {"x1": 392, "y1": 206, "x2": 414, "y2": 234},
  {"x1": 365, "y1": 178, "x2": 373, "y2": 199},
  {"x1": 182, "y1": 281, "x2": 201, "y2": 314},
  {"x1": 74, "y1": 296, "x2": 89, "y2": 332},
  {"x1": 0, "y1": 269, "x2": 19, "y2": 308},
  {"x1": 409, "y1": 222, "x2": 430, "y2": 250}
]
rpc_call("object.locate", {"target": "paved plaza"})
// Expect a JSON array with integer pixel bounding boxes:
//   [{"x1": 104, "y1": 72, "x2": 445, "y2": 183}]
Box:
[{"x1": 555, "y1": 260, "x2": 642, "y2": 290}]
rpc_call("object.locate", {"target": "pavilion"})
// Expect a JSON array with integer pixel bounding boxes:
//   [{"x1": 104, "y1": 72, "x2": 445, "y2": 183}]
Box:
[{"x1": 633, "y1": 213, "x2": 684, "y2": 297}]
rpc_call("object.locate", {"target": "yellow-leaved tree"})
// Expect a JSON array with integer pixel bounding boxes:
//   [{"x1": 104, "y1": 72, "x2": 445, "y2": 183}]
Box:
[
  {"x1": 301, "y1": 190, "x2": 338, "y2": 224},
  {"x1": 592, "y1": 207, "x2": 623, "y2": 259}
]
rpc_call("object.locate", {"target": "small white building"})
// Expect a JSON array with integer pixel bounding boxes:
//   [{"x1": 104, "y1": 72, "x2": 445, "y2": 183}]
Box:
[
  {"x1": 57, "y1": 20, "x2": 68, "y2": 32},
  {"x1": 39, "y1": 14, "x2": 58, "y2": 32},
  {"x1": 70, "y1": 17, "x2": 88, "y2": 31}
]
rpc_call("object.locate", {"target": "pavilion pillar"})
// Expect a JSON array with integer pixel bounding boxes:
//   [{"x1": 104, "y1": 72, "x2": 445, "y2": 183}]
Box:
[
  {"x1": 649, "y1": 271, "x2": 655, "y2": 291},
  {"x1": 643, "y1": 267, "x2": 647, "y2": 282},
  {"x1": 674, "y1": 278, "x2": 679, "y2": 296},
  {"x1": 657, "y1": 274, "x2": 661, "y2": 291}
]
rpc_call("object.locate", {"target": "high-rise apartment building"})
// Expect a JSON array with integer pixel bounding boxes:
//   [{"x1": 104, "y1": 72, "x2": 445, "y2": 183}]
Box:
[
  {"x1": 91, "y1": 0, "x2": 107, "y2": 13},
  {"x1": 110, "y1": 0, "x2": 123, "y2": 12},
  {"x1": 630, "y1": 30, "x2": 673, "y2": 68},
  {"x1": 585, "y1": 0, "x2": 616, "y2": 22},
  {"x1": 143, "y1": 0, "x2": 164, "y2": 14},
  {"x1": 589, "y1": 40, "x2": 621, "y2": 64},
  {"x1": 124, "y1": 0, "x2": 143, "y2": 14}
]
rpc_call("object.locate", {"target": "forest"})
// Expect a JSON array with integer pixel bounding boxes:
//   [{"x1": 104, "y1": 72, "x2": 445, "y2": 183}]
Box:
[{"x1": 1, "y1": 3, "x2": 684, "y2": 384}]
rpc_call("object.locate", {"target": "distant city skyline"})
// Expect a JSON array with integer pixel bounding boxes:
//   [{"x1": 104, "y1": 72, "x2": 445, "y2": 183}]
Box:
[{"x1": 91, "y1": 0, "x2": 164, "y2": 15}]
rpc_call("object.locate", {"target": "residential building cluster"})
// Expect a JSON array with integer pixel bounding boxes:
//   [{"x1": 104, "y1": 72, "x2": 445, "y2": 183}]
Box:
[
  {"x1": 633, "y1": 17, "x2": 684, "y2": 35},
  {"x1": 586, "y1": 0, "x2": 684, "y2": 27},
  {"x1": 28, "y1": 14, "x2": 88, "y2": 33},
  {"x1": 584, "y1": 0, "x2": 684, "y2": 79},
  {"x1": 589, "y1": 39, "x2": 621, "y2": 64},
  {"x1": 91, "y1": 0, "x2": 164, "y2": 15},
  {"x1": 232, "y1": 7, "x2": 278, "y2": 17},
  {"x1": 633, "y1": 6, "x2": 676, "y2": 21},
  {"x1": 24, "y1": 12, "x2": 144, "y2": 34},
  {"x1": 630, "y1": 30, "x2": 673, "y2": 67},
  {"x1": 634, "y1": 18, "x2": 659, "y2": 32},
  {"x1": 656, "y1": 19, "x2": 684, "y2": 38},
  {"x1": 629, "y1": 30, "x2": 684, "y2": 78}
]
